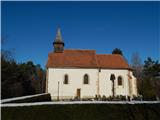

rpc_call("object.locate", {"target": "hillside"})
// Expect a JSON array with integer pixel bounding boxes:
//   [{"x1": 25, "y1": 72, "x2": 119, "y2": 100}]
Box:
[{"x1": 2, "y1": 102, "x2": 160, "y2": 120}]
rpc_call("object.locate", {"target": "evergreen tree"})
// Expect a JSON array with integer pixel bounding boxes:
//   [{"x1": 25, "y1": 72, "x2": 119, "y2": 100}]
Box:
[
  {"x1": 142, "y1": 57, "x2": 160, "y2": 100},
  {"x1": 1, "y1": 54, "x2": 46, "y2": 99},
  {"x1": 112, "y1": 48, "x2": 123, "y2": 56}
]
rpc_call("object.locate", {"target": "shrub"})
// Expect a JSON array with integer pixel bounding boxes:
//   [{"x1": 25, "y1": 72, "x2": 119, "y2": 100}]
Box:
[
  {"x1": 94, "y1": 95, "x2": 99, "y2": 100},
  {"x1": 101, "y1": 95, "x2": 107, "y2": 101},
  {"x1": 120, "y1": 95, "x2": 126, "y2": 101},
  {"x1": 132, "y1": 95, "x2": 142, "y2": 101},
  {"x1": 106, "y1": 96, "x2": 113, "y2": 101},
  {"x1": 94, "y1": 94, "x2": 101, "y2": 101}
]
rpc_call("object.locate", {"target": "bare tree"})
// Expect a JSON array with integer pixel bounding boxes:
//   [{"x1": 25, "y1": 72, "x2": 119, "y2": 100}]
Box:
[
  {"x1": 131, "y1": 52, "x2": 143, "y2": 78},
  {"x1": 130, "y1": 52, "x2": 143, "y2": 95},
  {"x1": 1, "y1": 37, "x2": 15, "y2": 61}
]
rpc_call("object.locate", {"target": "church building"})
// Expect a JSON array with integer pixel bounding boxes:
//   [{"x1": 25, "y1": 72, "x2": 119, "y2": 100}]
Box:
[{"x1": 46, "y1": 28, "x2": 138, "y2": 100}]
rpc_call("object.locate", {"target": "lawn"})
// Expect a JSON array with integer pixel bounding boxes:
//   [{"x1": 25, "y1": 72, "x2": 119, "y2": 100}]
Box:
[{"x1": 2, "y1": 102, "x2": 160, "y2": 120}]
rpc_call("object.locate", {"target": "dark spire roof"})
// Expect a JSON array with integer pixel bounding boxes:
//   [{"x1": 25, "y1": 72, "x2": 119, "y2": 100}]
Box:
[{"x1": 54, "y1": 27, "x2": 64, "y2": 43}]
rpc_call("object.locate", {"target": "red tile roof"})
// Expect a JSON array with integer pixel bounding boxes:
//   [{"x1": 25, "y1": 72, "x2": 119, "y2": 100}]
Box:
[
  {"x1": 46, "y1": 50, "x2": 130, "y2": 69},
  {"x1": 97, "y1": 54, "x2": 129, "y2": 69}
]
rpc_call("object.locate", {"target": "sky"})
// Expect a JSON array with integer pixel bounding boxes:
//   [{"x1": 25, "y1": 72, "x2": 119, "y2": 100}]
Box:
[{"x1": 1, "y1": 1, "x2": 160, "y2": 68}]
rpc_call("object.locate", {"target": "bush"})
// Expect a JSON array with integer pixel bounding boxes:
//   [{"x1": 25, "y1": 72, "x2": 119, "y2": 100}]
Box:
[
  {"x1": 120, "y1": 95, "x2": 126, "y2": 101},
  {"x1": 94, "y1": 95, "x2": 101, "y2": 101},
  {"x1": 81, "y1": 98, "x2": 93, "y2": 101},
  {"x1": 94, "y1": 95, "x2": 99, "y2": 100},
  {"x1": 106, "y1": 96, "x2": 113, "y2": 101},
  {"x1": 101, "y1": 95, "x2": 107, "y2": 101},
  {"x1": 132, "y1": 95, "x2": 142, "y2": 101}
]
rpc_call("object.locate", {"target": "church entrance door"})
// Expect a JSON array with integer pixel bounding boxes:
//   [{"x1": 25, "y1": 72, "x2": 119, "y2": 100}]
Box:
[{"x1": 76, "y1": 89, "x2": 81, "y2": 99}]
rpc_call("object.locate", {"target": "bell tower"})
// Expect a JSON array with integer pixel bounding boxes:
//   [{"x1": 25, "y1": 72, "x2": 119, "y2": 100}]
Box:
[{"x1": 53, "y1": 28, "x2": 64, "y2": 53}]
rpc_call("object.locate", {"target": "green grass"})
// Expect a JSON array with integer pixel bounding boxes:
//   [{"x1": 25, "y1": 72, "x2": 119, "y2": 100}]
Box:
[{"x1": 2, "y1": 103, "x2": 160, "y2": 120}]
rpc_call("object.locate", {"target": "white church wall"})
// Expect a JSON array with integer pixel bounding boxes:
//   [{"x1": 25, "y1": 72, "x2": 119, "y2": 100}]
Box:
[
  {"x1": 99, "y1": 69, "x2": 130, "y2": 97},
  {"x1": 99, "y1": 70, "x2": 112, "y2": 97},
  {"x1": 130, "y1": 72, "x2": 138, "y2": 96},
  {"x1": 48, "y1": 68, "x2": 98, "y2": 100},
  {"x1": 47, "y1": 68, "x2": 137, "y2": 100}
]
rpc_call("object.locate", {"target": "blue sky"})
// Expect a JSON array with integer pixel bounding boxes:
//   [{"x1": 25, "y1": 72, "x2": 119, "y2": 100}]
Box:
[{"x1": 2, "y1": 1, "x2": 160, "y2": 68}]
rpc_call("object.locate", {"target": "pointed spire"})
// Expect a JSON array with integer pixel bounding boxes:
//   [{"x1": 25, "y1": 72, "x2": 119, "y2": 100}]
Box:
[
  {"x1": 55, "y1": 27, "x2": 63, "y2": 43},
  {"x1": 53, "y1": 27, "x2": 64, "y2": 53}
]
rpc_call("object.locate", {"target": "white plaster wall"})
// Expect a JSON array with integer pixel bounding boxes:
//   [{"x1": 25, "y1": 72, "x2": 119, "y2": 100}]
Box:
[
  {"x1": 48, "y1": 68, "x2": 98, "y2": 100},
  {"x1": 99, "y1": 69, "x2": 130, "y2": 97},
  {"x1": 47, "y1": 68, "x2": 137, "y2": 100},
  {"x1": 130, "y1": 72, "x2": 138, "y2": 96}
]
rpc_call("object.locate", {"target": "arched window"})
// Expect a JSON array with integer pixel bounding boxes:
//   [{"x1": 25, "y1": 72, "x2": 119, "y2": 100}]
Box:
[
  {"x1": 64, "y1": 74, "x2": 69, "y2": 84},
  {"x1": 83, "y1": 74, "x2": 89, "y2": 84},
  {"x1": 118, "y1": 76, "x2": 123, "y2": 86}
]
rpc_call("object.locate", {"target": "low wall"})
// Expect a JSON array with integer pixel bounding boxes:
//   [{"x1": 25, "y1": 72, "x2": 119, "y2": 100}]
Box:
[{"x1": 1, "y1": 93, "x2": 51, "y2": 104}]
